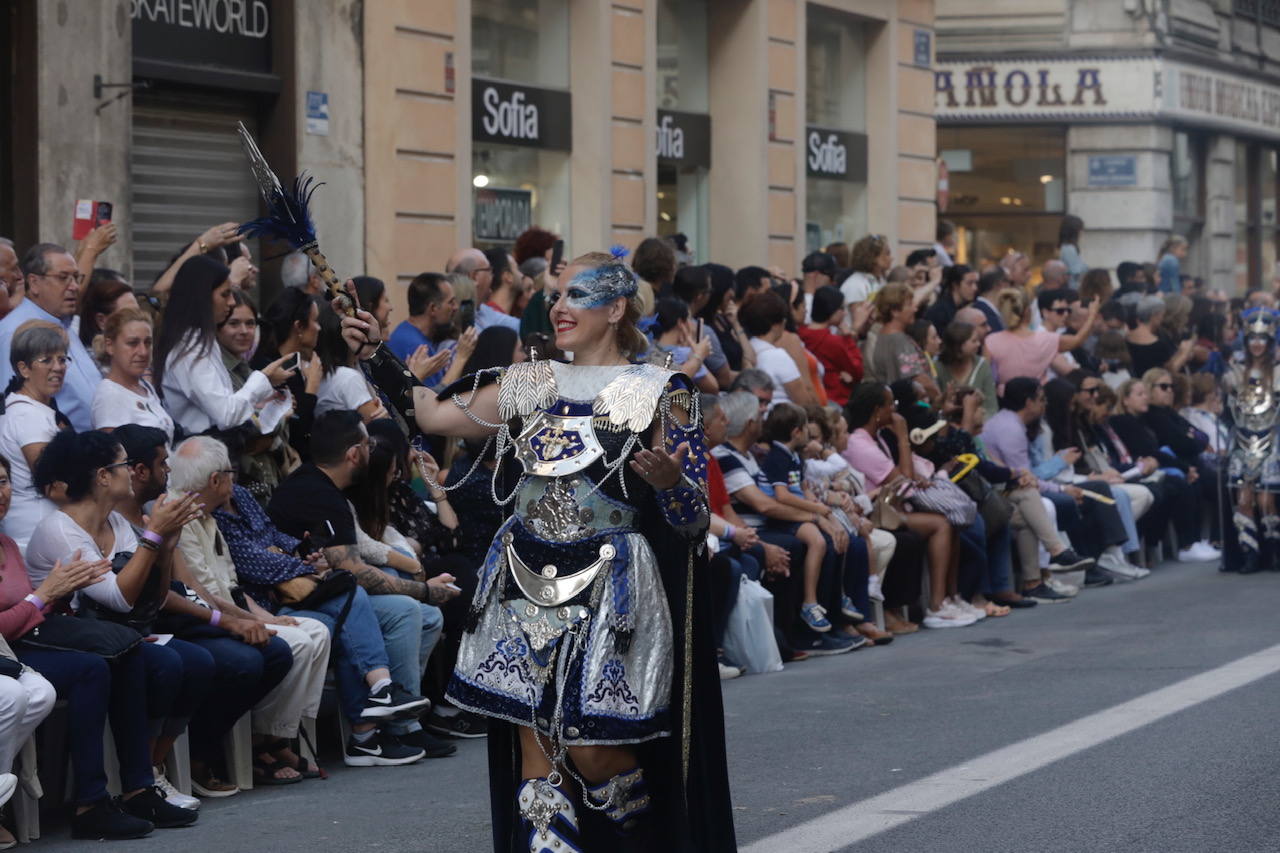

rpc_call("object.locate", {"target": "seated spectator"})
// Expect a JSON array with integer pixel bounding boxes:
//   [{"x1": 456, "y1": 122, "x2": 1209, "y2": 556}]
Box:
[
  {"x1": 0, "y1": 595, "x2": 55, "y2": 849},
  {"x1": 937, "y1": 320, "x2": 997, "y2": 416},
  {"x1": 864, "y1": 282, "x2": 940, "y2": 400},
  {"x1": 154, "y1": 255, "x2": 295, "y2": 438},
  {"x1": 314, "y1": 303, "x2": 389, "y2": 421},
  {"x1": 170, "y1": 436, "x2": 442, "y2": 767},
  {"x1": 0, "y1": 321, "x2": 71, "y2": 551},
  {"x1": 985, "y1": 288, "x2": 1096, "y2": 389},
  {"x1": 711, "y1": 392, "x2": 860, "y2": 655},
  {"x1": 91, "y1": 308, "x2": 174, "y2": 442},
  {"x1": 0, "y1": 243, "x2": 102, "y2": 430},
  {"x1": 648, "y1": 297, "x2": 717, "y2": 391},
  {"x1": 730, "y1": 368, "x2": 776, "y2": 420},
  {"x1": 739, "y1": 290, "x2": 818, "y2": 408},
  {"x1": 77, "y1": 269, "x2": 139, "y2": 354},
  {"x1": 842, "y1": 382, "x2": 970, "y2": 628},
  {"x1": 798, "y1": 285, "x2": 863, "y2": 406},
  {"x1": 111, "y1": 426, "x2": 320, "y2": 788},
  {"x1": 924, "y1": 263, "x2": 976, "y2": 334},
  {"x1": 0, "y1": 452, "x2": 194, "y2": 839},
  {"x1": 26, "y1": 430, "x2": 282, "y2": 800},
  {"x1": 1126, "y1": 295, "x2": 1194, "y2": 377},
  {"x1": 268, "y1": 411, "x2": 456, "y2": 757}
]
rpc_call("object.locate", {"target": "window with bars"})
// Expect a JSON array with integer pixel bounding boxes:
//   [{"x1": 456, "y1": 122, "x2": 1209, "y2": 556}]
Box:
[
  {"x1": 1234, "y1": 142, "x2": 1280, "y2": 293},
  {"x1": 1235, "y1": 0, "x2": 1280, "y2": 27}
]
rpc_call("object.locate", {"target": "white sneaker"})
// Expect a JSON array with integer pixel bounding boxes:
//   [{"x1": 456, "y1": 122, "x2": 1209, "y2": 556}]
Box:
[
  {"x1": 923, "y1": 607, "x2": 977, "y2": 629},
  {"x1": 867, "y1": 573, "x2": 885, "y2": 602},
  {"x1": 1046, "y1": 577, "x2": 1079, "y2": 597},
  {"x1": 1190, "y1": 541, "x2": 1222, "y2": 560},
  {"x1": 947, "y1": 597, "x2": 986, "y2": 621},
  {"x1": 1103, "y1": 561, "x2": 1150, "y2": 580},
  {"x1": 153, "y1": 767, "x2": 200, "y2": 811},
  {"x1": 1178, "y1": 544, "x2": 1216, "y2": 563},
  {"x1": 718, "y1": 662, "x2": 742, "y2": 680}
]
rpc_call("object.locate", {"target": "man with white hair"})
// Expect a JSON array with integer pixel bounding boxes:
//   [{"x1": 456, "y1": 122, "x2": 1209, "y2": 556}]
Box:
[
  {"x1": 170, "y1": 436, "x2": 445, "y2": 768},
  {"x1": 281, "y1": 251, "x2": 324, "y2": 296}
]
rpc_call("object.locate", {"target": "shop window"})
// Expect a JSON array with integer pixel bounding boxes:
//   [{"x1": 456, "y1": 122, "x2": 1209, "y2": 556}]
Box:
[
  {"x1": 472, "y1": 145, "x2": 570, "y2": 249},
  {"x1": 656, "y1": 0, "x2": 709, "y2": 259},
  {"x1": 805, "y1": 5, "x2": 866, "y2": 131},
  {"x1": 937, "y1": 126, "x2": 1066, "y2": 271},
  {"x1": 657, "y1": 0, "x2": 708, "y2": 113},
  {"x1": 472, "y1": 0, "x2": 569, "y2": 89}
]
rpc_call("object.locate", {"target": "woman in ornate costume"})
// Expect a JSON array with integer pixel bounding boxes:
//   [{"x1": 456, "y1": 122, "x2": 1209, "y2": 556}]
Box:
[
  {"x1": 1224, "y1": 306, "x2": 1280, "y2": 573},
  {"x1": 337, "y1": 250, "x2": 737, "y2": 852}
]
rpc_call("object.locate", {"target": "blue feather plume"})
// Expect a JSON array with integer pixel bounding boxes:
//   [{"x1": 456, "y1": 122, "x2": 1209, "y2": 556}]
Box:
[{"x1": 238, "y1": 173, "x2": 322, "y2": 248}]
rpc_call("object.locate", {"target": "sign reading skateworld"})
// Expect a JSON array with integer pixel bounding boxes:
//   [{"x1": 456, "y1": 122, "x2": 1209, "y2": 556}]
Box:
[
  {"x1": 805, "y1": 127, "x2": 868, "y2": 182},
  {"x1": 472, "y1": 78, "x2": 572, "y2": 151},
  {"x1": 132, "y1": 0, "x2": 272, "y2": 75}
]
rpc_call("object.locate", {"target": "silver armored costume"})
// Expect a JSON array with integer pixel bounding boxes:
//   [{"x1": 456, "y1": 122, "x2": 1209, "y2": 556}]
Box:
[{"x1": 1225, "y1": 307, "x2": 1280, "y2": 568}]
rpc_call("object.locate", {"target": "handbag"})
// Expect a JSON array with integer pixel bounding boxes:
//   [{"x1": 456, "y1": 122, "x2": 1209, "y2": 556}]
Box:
[
  {"x1": 276, "y1": 568, "x2": 356, "y2": 609},
  {"x1": 722, "y1": 576, "x2": 783, "y2": 675},
  {"x1": 869, "y1": 477, "x2": 907, "y2": 531},
  {"x1": 16, "y1": 612, "x2": 142, "y2": 660},
  {"x1": 907, "y1": 474, "x2": 979, "y2": 527},
  {"x1": 78, "y1": 550, "x2": 168, "y2": 634},
  {"x1": 954, "y1": 470, "x2": 1014, "y2": 534}
]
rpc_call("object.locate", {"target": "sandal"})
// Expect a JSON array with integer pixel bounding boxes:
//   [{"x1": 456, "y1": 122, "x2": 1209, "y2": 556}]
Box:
[
  {"x1": 984, "y1": 602, "x2": 1012, "y2": 618},
  {"x1": 855, "y1": 622, "x2": 895, "y2": 645},
  {"x1": 264, "y1": 737, "x2": 325, "y2": 780},
  {"x1": 252, "y1": 753, "x2": 303, "y2": 786}
]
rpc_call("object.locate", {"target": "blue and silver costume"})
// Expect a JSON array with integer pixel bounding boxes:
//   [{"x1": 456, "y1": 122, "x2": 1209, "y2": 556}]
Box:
[{"x1": 445, "y1": 359, "x2": 709, "y2": 750}]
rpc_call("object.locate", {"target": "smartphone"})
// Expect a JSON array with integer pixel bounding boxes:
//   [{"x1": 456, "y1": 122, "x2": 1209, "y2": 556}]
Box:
[
  {"x1": 72, "y1": 200, "x2": 113, "y2": 240},
  {"x1": 550, "y1": 239, "x2": 565, "y2": 272},
  {"x1": 295, "y1": 531, "x2": 319, "y2": 558},
  {"x1": 285, "y1": 352, "x2": 302, "y2": 372},
  {"x1": 96, "y1": 201, "x2": 113, "y2": 225},
  {"x1": 695, "y1": 318, "x2": 703, "y2": 343}
]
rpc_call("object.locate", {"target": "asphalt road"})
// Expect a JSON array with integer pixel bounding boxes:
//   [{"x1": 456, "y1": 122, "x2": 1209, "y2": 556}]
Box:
[{"x1": 21, "y1": 557, "x2": 1280, "y2": 852}]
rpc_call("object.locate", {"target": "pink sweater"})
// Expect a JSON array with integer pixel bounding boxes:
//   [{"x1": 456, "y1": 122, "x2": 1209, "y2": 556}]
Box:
[{"x1": 0, "y1": 534, "x2": 47, "y2": 641}]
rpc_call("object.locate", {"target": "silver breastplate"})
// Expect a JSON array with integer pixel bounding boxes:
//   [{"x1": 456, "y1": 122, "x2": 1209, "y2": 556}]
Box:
[
  {"x1": 1233, "y1": 369, "x2": 1280, "y2": 433},
  {"x1": 515, "y1": 412, "x2": 604, "y2": 477}
]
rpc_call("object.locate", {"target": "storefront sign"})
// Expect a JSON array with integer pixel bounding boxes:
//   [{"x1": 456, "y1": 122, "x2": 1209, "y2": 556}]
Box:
[
  {"x1": 472, "y1": 78, "x2": 572, "y2": 151},
  {"x1": 656, "y1": 110, "x2": 710, "y2": 168},
  {"x1": 474, "y1": 188, "x2": 532, "y2": 243},
  {"x1": 305, "y1": 91, "x2": 329, "y2": 136},
  {"x1": 1087, "y1": 155, "x2": 1137, "y2": 187},
  {"x1": 1163, "y1": 61, "x2": 1280, "y2": 140},
  {"x1": 934, "y1": 57, "x2": 1157, "y2": 121},
  {"x1": 805, "y1": 127, "x2": 867, "y2": 182},
  {"x1": 132, "y1": 0, "x2": 272, "y2": 76}
]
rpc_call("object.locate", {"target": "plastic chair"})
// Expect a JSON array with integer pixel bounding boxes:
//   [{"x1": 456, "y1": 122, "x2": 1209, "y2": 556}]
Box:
[{"x1": 13, "y1": 738, "x2": 41, "y2": 843}]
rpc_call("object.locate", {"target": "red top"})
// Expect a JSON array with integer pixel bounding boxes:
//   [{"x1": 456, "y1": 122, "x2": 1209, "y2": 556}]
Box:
[
  {"x1": 706, "y1": 455, "x2": 731, "y2": 516},
  {"x1": 797, "y1": 326, "x2": 863, "y2": 407},
  {"x1": 0, "y1": 533, "x2": 46, "y2": 641}
]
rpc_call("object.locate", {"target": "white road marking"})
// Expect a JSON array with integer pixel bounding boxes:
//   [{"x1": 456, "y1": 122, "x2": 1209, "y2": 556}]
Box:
[{"x1": 741, "y1": 643, "x2": 1280, "y2": 853}]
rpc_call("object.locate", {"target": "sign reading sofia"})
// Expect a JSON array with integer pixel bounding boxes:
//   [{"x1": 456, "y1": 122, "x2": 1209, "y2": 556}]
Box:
[
  {"x1": 934, "y1": 58, "x2": 1158, "y2": 121},
  {"x1": 805, "y1": 128, "x2": 867, "y2": 182},
  {"x1": 472, "y1": 78, "x2": 572, "y2": 151}
]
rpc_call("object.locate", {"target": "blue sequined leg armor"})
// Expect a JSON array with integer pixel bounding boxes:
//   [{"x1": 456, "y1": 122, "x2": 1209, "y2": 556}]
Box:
[
  {"x1": 584, "y1": 767, "x2": 652, "y2": 836},
  {"x1": 517, "y1": 778, "x2": 583, "y2": 853}
]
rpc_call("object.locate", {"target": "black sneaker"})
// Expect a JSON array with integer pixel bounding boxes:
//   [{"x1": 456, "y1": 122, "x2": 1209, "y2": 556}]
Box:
[
  {"x1": 1048, "y1": 548, "x2": 1094, "y2": 572},
  {"x1": 396, "y1": 727, "x2": 458, "y2": 758},
  {"x1": 1083, "y1": 567, "x2": 1115, "y2": 588},
  {"x1": 119, "y1": 786, "x2": 199, "y2": 829},
  {"x1": 360, "y1": 683, "x2": 430, "y2": 720},
  {"x1": 426, "y1": 709, "x2": 490, "y2": 739},
  {"x1": 1024, "y1": 583, "x2": 1072, "y2": 604},
  {"x1": 343, "y1": 729, "x2": 426, "y2": 766},
  {"x1": 70, "y1": 797, "x2": 154, "y2": 840}
]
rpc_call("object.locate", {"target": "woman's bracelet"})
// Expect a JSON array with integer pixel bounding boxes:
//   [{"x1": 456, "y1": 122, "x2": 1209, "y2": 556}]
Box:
[
  {"x1": 209, "y1": 609, "x2": 222, "y2": 627},
  {"x1": 140, "y1": 529, "x2": 164, "y2": 548},
  {"x1": 24, "y1": 593, "x2": 45, "y2": 610},
  {"x1": 723, "y1": 523, "x2": 736, "y2": 541}
]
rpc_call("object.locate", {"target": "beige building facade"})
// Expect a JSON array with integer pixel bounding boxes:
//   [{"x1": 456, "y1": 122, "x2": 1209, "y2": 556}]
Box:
[{"x1": 3, "y1": 0, "x2": 936, "y2": 319}]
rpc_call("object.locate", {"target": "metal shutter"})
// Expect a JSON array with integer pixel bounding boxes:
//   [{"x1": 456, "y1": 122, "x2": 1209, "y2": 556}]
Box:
[{"x1": 131, "y1": 97, "x2": 260, "y2": 289}]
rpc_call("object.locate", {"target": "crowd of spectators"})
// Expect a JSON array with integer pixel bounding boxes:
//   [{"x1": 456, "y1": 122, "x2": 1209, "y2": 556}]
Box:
[{"x1": 0, "y1": 210, "x2": 1249, "y2": 845}]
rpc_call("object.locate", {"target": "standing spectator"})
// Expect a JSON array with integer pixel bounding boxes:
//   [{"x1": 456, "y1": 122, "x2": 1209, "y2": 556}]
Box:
[
  {"x1": 937, "y1": 320, "x2": 997, "y2": 416},
  {"x1": 1126, "y1": 295, "x2": 1194, "y2": 377},
  {"x1": 253, "y1": 288, "x2": 323, "y2": 462},
  {"x1": 1057, "y1": 214, "x2": 1087, "y2": 287},
  {"x1": 934, "y1": 220, "x2": 957, "y2": 267},
  {"x1": 630, "y1": 236, "x2": 673, "y2": 317},
  {"x1": 798, "y1": 285, "x2": 863, "y2": 406},
  {"x1": 840, "y1": 234, "x2": 893, "y2": 305},
  {"x1": 281, "y1": 251, "x2": 326, "y2": 296},
  {"x1": 648, "y1": 299, "x2": 717, "y2": 391},
  {"x1": 154, "y1": 255, "x2": 295, "y2": 437},
  {"x1": 514, "y1": 226, "x2": 561, "y2": 338},
  {"x1": 1157, "y1": 235, "x2": 1188, "y2": 294},
  {"x1": 700, "y1": 263, "x2": 754, "y2": 370},
  {"x1": 0, "y1": 322, "x2": 70, "y2": 551},
  {"x1": 314, "y1": 304, "x2": 389, "y2": 421},
  {"x1": 386, "y1": 272, "x2": 459, "y2": 387},
  {"x1": 353, "y1": 276, "x2": 393, "y2": 340},
  {"x1": 479, "y1": 249, "x2": 521, "y2": 332},
  {"x1": 673, "y1": 265, "x2": 734, "y2": 387},
  {"x1": 734, "y1": 265, "x2": 774, "y2": 305},
  {"x1": 739, "y1": 290, "x2": 818, "y2": 407},
  {"x1": 999, "y1": 251, "x2": 1032, "y2": 292},
  {"x1": 924, "y1": 264, "x2": 977, "y2": 334},
  {"x1": 92, "y1": 308, "x2": 175, "y2": 443},
  {"x1": 0, "y1": 243, "x2": 101, "y2": 430},
  {"x1": 972, "y1": 268, "x2": 1007, "y2": 333},
  {"x1": 0, "y1": 238, "x2": 25, "y2": 317},
  {"x1": 864, "y1": 283, "x2": 939, "y2": 399},
  {"x1": 77, "y1": 269, "x2": 139, "y2": 353},
  {"x1": 985, "y1": 288, "x2": 1096, "y2": 389},
  {"x1": 800, "y1": 251, "x2": 837, "y2": 320}
]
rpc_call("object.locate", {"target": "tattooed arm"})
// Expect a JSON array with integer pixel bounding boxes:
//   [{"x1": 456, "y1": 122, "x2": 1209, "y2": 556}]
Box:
[{"x1": 323, "y1": 544, "x2": 454, "y2": 604}]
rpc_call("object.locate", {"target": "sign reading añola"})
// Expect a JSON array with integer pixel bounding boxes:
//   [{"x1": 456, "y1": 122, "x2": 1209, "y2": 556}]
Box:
[{"x1": 934, "y1": 58, "x2": 1158, "y2": 121}]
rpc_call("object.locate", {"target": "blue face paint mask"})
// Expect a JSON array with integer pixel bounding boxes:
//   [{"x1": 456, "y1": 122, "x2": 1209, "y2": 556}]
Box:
[{"x1": 556, "y1": 262, "x2": 638, "y2": 310}]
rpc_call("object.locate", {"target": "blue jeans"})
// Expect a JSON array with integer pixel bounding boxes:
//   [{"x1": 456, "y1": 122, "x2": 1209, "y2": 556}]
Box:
[
  {"x1": 16, "y1": 647, "x2": 153, "y2": 804},
  {"x1": 1110, "y1": 486, "x2": 1141, "y2": 554},
  {"x1": 378, "y1": 567, "x2": 444, "y2": 680},
  {"x1": 284, "y1": 586, "x2": 396, "y2": 725},
  {"x1": 288, "y1": 590, "x2": 423, "y2": 732}
]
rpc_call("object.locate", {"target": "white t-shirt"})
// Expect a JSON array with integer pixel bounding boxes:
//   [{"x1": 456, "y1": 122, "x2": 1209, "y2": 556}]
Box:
[
  {"x1": 25, "y1": 509, "x2": 139, "y2": 612},
  {"x1": 0, "y1": 393, "x2": 59, "y2": 553},
  {"x1": 839, "y1": 271, "x2": 884, "y2": 306},
  {"x1": 91, "y1": 378, "x2": 175, "y2": 443},
  {"x1": 316, "y1": 366, "x2": 376, "y2": 416},
  {"x1": 749, "y1": 338, "x2": 801, "y2": 408}
]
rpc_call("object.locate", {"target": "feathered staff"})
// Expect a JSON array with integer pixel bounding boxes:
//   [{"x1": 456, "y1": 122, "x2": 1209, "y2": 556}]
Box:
[{"x1": 234, "y1": 122, "x2": 354, "y2": 314}]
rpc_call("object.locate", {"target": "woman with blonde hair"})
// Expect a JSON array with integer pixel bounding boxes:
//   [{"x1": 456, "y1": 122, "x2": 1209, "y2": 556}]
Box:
[
  {"x1": 839, "y1": 234, "x2": 893, "y2": 305},
  {"x1": 984, "y1": 288, "x2": 1097, "y2": 389},
  {"x1": 864, "y1": 282, "x2": 939, "y2": 399},
  {"x1": 91, "y1": 308, "x2": 174, "y2": 442}
]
